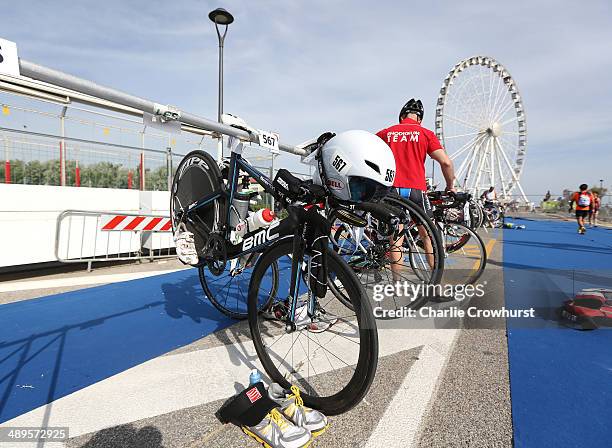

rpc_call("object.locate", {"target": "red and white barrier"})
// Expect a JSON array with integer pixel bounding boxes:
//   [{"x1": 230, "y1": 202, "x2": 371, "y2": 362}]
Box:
[{"x1": 101, "y1": 215, "x2": 172, "y2": 232}]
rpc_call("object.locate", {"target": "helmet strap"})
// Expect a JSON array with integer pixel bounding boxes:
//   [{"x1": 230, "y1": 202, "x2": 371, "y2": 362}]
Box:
[{"x1": 315, "y1": 147, "x2": 332, "y2": 197}]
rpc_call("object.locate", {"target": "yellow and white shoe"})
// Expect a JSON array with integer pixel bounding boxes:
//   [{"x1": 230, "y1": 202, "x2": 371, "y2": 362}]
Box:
[
  {"x1": 269, "y1": 385, "x2": 329, "y2": 437},
  {"x1": 242, "y1": 408, "x2": 312, "y2": 448}
]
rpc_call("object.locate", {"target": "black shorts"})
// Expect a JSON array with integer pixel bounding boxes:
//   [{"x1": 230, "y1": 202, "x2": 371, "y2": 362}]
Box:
[
  {"x1": 575, "y1": 209, "x2": 589, "y2": 218},
  {"x1": 393, "y1": 187, "x2": 434, "y2": 218}
]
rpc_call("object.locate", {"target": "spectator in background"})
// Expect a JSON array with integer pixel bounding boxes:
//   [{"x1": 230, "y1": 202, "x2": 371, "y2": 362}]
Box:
[
  {"x1": 480, "y1": 186, "x2": 497, "y2": 203},
  {"x1": 544, "y1": 190, "x2": 551, "y2": 202},
  {"x1": 589, "y1": 192, "x2": 601, "y2": 227},
  {"x1": 569, "y1": 184, "x2": 594, "y2": 234}
]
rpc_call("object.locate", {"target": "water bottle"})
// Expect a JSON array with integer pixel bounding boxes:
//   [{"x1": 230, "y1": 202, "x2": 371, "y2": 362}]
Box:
[
  {"x1": 234, "y1": 208, "x2": 276, "y2": 241},
  {"x1": 230, "y1": 192, "x2": 251, "y2": 228},
  {"x1": 249, "y1": 369, "x2": 262, "y2": 386},
  {"x1": 247, "y1": 208, "x2": 276, "y2": 232}
]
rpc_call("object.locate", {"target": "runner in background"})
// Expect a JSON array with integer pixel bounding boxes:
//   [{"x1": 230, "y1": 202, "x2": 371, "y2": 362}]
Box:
[
  {"x1": 589, "y1": 192, "x2": 601, "y2": 227},
  {"x1": 376, "y1": 98, "x2": 455, "y2": 277},
  {"x1": 569, "y1": 184, "x2": 594, "y2": 234}
]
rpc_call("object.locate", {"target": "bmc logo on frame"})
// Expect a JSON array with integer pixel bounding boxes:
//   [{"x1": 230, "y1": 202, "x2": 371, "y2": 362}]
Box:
[{"x1": 242, "y1": 220, "x2": 280, "y2": 251}]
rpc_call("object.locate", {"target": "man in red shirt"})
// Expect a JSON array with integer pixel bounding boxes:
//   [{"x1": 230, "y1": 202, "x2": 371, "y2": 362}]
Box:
[
  {"x1": 376, "y1": 98, "x2": 455, "y2": 277},
  {"x1": 569, "y1": 183, "x2": 594, "y2": 234}
]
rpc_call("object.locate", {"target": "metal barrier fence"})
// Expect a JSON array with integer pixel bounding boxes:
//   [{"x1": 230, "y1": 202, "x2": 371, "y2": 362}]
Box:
[
  {"x1": 55, "y1": 210, "x2": 176, "y2": 270},
  {"x1": 0, "y1": 94, "x2": 297, "y2": 191}
]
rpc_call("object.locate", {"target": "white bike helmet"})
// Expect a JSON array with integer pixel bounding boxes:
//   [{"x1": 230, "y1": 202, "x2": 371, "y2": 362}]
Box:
[{"x1": 313, "y1": 130, "x2": 396, "y2": 202}]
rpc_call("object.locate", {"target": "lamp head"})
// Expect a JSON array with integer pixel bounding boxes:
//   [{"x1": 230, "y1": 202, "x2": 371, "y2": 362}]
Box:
[{"x1": 208, "y1": 8, "x2": 234, "y2": 25}]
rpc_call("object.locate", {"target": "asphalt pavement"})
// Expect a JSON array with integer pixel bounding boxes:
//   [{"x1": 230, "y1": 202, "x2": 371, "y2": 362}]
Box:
[{"x1": 0, "y1": 228, "x2": 510, "y2": 448}]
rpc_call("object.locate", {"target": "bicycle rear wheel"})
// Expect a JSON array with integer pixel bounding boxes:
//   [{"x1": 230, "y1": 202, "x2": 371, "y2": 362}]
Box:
[
  {"x1": 170, "y1": 150, "x2": 225, "y2": 255},
  {"x1": 199, "y1": 256, "x2": 279, "y2": 320},
  {"x1": 381, "y1": 195, "x2": 444, "y2": 309},
  {"x1": 443, "y1": 222, "x2": 487, "y2": 284},
  {"x1": 248, "y1": 238, "x2": 378, "y2": 415}
]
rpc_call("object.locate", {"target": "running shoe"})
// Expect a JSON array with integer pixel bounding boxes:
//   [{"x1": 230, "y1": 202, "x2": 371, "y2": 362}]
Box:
[
  {"x1": 294, "y1": 302, "x2": 338, "y2": 333},
  {"x1": 174, "y1": 231, "x2": 199, "y2": 265},
  {"x1": 242, "y1": 408, "x2": 312, "y2": 448},
  {"x1": 269, "y1": 384, "x2": 329, "y2": 436}
]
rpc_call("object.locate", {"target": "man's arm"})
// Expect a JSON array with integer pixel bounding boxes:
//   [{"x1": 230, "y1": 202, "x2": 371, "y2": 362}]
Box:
[{"x1": 430, "y1": 149, "x2": 455, "y2": 192}]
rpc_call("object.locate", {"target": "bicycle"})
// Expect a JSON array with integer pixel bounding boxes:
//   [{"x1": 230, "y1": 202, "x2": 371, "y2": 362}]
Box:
[
  {"x1": 428, "y1": 191, "x2": 487, "y2": 284},
  {"x1": 480, "y1": 199, "x2": 505, "y2": 228},
  {"x1": 171, "y1": 130, "x2": 378, "y2": 415},
  {"x1": 331, "y1": 193, "x2": 445, "y2": 312}
]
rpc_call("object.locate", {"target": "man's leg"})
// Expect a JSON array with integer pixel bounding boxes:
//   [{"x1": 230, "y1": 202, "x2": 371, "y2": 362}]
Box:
[
  {"x1": 388, "y1": 188, "x2": 435, "y2": 281},
  {"x1": 389, "y1": 224, "x2": 405, "y2": 282},
  {"x1": 418, "y1": 225, "x2": 435, "y2": 268},
  {"x1": 389, "y1": 224, "x2": 434, "y2": 281},
  {"x1": 577, "y1": 212, "x2": 586, "y2": 233}
]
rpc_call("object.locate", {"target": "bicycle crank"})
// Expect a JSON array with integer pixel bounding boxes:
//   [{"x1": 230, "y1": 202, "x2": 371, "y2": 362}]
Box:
[{"x1": 203, "y1": 233, "x2": 227, "y2": 276}]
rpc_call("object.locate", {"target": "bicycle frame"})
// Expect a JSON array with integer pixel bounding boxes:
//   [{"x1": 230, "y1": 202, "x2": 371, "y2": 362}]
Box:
[
  {"x1": 176, "y1": 137, "x2": 329, "y2": 325},
  {"x1": 179, "y1": 138, "x2": 290, "y2": 260}
]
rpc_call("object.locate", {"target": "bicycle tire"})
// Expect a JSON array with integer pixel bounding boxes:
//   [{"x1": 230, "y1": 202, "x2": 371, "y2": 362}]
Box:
[
  {"x1": 248, "y1": 238, "x2": 378, "y2": 415},
  {"x1": 199, "y1": 257, "x2": 279, "y2": 320},
  {"x1": 170, "y1": 150, "x2": 225, "y2": 255},
  {"x1": 443, "y1": 222, "x2": 487, "y2": 284},
  {"x1": 382, "y1": 195, "x2": 445, "y2": 286},
  {"x1": 469, "y1": 201, "x2": 484, "y2": 229}
]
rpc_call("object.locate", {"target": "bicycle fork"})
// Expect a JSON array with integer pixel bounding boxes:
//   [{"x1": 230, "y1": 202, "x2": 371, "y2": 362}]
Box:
[{"x1": 286, "y1": 207, "x2": 330, "y2": 332}]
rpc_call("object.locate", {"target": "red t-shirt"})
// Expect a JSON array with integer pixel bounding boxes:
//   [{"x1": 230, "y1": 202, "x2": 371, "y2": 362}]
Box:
[{"x1": 376, "y1": 118, "x2": 443, "y2": 190}]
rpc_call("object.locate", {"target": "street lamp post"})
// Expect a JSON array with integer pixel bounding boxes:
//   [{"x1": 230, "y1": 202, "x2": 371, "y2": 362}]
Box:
[{"x1": 209, "y1": 8, "x2": 234, "y2": 163}]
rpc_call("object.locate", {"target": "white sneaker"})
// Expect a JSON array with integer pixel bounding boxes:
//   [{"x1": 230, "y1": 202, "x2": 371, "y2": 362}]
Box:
[
  {"x1": 174, "y1": 231, "x2": 199, "y2": 265},
  {"x1": 242, "y1": 408, "x2": 312, "y2": 448},
  {"x1": 269, "y1": 384, "x2": 329, "y2": 437},
  {"x1": 294, "y1": 302, "x2": 338, "y2": 333}
]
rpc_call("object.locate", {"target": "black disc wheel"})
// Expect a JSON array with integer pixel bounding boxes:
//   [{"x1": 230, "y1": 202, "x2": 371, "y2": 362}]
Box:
[{"x1": 170, "y1": 150, "x2": 225, "y2": 257}]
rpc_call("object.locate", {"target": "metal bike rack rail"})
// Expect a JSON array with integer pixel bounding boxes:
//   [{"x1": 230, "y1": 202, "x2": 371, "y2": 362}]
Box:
[{"x1": 9, "y1": 59, "x2": 306, "y2": 157}]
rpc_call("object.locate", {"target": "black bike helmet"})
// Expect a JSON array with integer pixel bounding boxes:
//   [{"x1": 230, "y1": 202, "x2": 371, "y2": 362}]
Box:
[{"x1": 399, "y1": 98, "x2": 424, "y2": 122}]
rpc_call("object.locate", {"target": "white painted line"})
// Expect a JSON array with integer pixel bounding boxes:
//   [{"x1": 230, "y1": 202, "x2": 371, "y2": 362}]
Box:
[
  {"x1": 365, "y1": 329, "x2": 459, "y2": 448},
  {"x1": 0, "y1": 268, "x2": 188, "y2": 293},
  {"x1": 0, "y1": 328, "x2": 457, "y2": 440}
]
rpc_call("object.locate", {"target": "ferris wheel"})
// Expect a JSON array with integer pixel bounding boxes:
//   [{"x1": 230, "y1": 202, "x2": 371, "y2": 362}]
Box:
[{"x1": 435, "y1": 56, "x2": 528, "y2": 202}]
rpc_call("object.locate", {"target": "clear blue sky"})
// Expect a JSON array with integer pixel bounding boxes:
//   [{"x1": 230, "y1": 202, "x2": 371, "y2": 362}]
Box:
[{"x1": 5, "y1": 0, "x2": 612, "y2": 196}]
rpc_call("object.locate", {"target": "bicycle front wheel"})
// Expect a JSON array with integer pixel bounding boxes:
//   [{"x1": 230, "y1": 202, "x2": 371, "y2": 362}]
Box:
[{"x1": 248, "y1": 238, "x2": 378, "y2": 415}]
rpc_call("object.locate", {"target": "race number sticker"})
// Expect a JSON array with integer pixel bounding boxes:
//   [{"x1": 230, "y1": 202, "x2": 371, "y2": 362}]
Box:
[
  {"x1": 0, "y1": 38, "x2": 20, "y2": 76},
  {"x1": 331, "y1": 151, "x2": 351, "y2": 174},
  {"x1": 258, "y1": 130, "x2": 279, "y2": 151}
]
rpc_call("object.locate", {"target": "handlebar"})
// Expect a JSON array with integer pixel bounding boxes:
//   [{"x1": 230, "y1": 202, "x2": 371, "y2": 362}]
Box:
[
  {"x1": 429, "y1": 190, "x2": 471, "y2": 203},
  {"x1": 354, "y1": 202, "x2": 400, "y2": 226}
]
